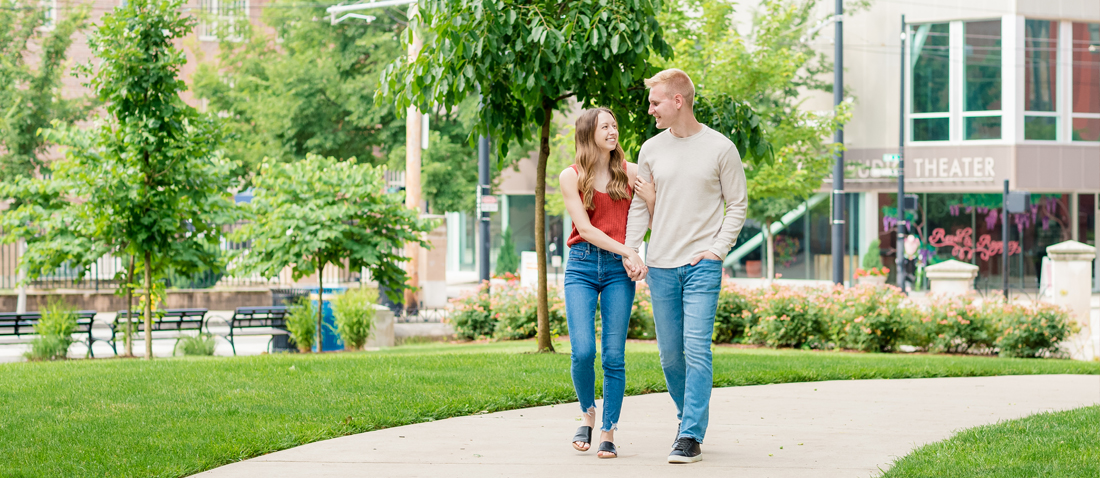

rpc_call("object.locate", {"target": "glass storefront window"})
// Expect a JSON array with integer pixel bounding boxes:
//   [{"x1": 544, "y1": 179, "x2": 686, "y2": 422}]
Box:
[
  {"x1": 964, "y1": 20, "x2": 1001, "y2": 140},
  {"x1": 911, "y1": 23, "x2": 950, "y2": 142},
  {"x1": 1025, "y1": 19, "x2": 1058, "y2": 140},
  {"x1": 1072, "y1": 22, "x2": 1100, "y2": 141},
  {"x1": 894, "y1": 193, "x2": 1081, "y2": 292},
  {"x1": 1024, "y1": 116, "x2": 1058, "y2": 140},
  {"x1": 913, "y1": 117, "x2": 949, "y2": 142},
  {"x1": 965, "y1": 116, "x2": 1001, "y2": 140}
]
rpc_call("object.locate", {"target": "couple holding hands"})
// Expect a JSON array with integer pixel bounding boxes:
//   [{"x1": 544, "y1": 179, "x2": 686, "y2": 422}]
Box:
[{"x1": 560, "y1": 68, "x2": 748, "y2": 463}]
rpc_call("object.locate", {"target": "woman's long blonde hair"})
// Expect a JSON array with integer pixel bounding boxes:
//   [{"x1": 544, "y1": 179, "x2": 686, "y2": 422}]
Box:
[{"x1": 574, "y1": 107, "x2": 630, "y2": 209}]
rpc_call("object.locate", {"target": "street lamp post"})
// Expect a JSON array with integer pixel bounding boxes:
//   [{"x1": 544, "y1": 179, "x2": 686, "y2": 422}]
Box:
[{"x1": 831, "y1": 0, "x2": 845, "y2": 285}]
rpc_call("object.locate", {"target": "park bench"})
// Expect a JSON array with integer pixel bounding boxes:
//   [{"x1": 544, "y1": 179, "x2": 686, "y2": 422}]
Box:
[
  {"x1": 0, "y1": 310, "x2": 103, "y2": 357},
  {"x1": 206, "y1": 306, "x2": 290, "y2": 355},
  {"x1": 106, "y1": 308, "x2": 209, "y2": 355}
]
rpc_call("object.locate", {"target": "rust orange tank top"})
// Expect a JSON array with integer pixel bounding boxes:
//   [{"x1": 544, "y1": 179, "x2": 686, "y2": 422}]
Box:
[{"x1": 566, "y1": 162, "x2": 633, "y2": 247}]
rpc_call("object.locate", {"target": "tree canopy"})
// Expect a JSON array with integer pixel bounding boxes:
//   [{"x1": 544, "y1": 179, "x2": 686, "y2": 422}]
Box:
[
  {"x1": 0, "y1": 0, "x2": 91, "y2": 181},
  {"x1": 380, "y1": 0, "x2": 674, "y2": 351},
  {"x1": 235, "y1": 154, "x2": 434, "y2": 349}
]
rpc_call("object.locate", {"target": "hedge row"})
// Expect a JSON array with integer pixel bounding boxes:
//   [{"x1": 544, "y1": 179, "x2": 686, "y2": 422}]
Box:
[{"x1": 448, "y1": 281, "x2": 1077, "y2": 359}]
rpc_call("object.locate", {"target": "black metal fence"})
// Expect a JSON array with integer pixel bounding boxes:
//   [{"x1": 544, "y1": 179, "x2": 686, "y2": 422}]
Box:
[{"x1": 0, "y1": 222, "x2": 356, "y2": 290}]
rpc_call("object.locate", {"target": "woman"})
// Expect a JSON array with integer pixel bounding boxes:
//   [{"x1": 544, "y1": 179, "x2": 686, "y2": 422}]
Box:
[{"x1": 560, "y1": 107, "x2": 654, "y2": 459}]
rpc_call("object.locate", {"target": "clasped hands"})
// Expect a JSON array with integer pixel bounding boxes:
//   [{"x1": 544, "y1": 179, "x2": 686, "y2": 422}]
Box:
[{"x1": 622, "y1": 250, "x2": 721, "y2": 281}]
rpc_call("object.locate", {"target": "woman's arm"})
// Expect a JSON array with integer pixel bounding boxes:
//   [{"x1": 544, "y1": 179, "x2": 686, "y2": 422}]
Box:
[{"x1": 560, "y1": 168, "x2": 646, "y2": 274}]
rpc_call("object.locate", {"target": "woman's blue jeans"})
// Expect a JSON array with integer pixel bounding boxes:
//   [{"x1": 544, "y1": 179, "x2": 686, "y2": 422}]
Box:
[{"x1": 564, "y1": 242, "x2": 635, "y2": 432}]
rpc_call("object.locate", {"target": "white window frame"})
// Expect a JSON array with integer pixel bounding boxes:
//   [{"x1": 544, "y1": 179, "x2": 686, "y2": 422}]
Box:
[
  {"x1": 908, "y1": 18, "x2": 1017, "y2": 146},
  {"x1": 199, "y1": 0, "x2": 248, "y2": 42},
  {"x1": 1020, "y1": 17, "x2": 1059, "y2": 143},
  {"x1": 906, "y1": 22, "x2": 953, "y2": 144},
  {"x1": 1068, "y1": 21, "x2": 1100, "y2": 143},
  {"x1": 40, "y1": 0, "x2": 57, "y2": 30}
]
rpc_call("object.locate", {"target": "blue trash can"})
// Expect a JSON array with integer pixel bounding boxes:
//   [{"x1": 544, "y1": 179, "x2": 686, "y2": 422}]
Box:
[{"x1": 308, "y1": 287, "x2": 347, "y2": 352}]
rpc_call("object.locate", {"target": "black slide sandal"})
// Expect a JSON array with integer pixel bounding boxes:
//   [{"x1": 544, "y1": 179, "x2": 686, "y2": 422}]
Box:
[
  {"x1": 572, "y1": 426, "x2": 593, "y2": 452},
  {"x1": 597, "y1": 441, "x2": 617, "y2": 459}
]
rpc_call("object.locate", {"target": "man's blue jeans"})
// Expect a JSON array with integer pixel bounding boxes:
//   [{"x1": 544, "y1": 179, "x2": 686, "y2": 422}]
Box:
[
  {"x1": 646, "y1": 259, "x2": 722, "y2": 443},
  {"x1": 564, "y1": 242, "x2": 635, "y2": 432}
]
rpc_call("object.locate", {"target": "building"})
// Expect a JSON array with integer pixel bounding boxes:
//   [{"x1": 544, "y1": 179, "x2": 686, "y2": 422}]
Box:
[
  {"x1": 449, "y1": 1, "x2": 1099, "y2": 294},
  {"x1": 837, "y1": 0, "x2": 1098, "y2": 292}
]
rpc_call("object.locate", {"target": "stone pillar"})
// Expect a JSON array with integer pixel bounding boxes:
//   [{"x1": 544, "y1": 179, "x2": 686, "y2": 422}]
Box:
[
  {"x1": 924, "y1": 259, "x2": 978, "y2": 296},
  {"x1": 1045, "y1": 240, "x2": 1097, "y2": 361},
  {"x1": 418, "y1": 216, "x2": 448, "y2": 309},
  {"x1": 364, "y1": 304, "x2": 395, "y2": 349}
]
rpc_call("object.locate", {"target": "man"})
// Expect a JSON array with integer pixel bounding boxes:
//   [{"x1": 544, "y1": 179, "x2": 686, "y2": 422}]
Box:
[{"x1": 624, "y1": 68, "x2": 748, "y2": 464}]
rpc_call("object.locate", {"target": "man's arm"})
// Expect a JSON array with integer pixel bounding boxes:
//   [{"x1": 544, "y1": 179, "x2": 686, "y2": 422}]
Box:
[
  {"x1": 707, "y1": 144, "x2": 748, "y2": 260},
  {"x1": 625, "y1": 154, "x2": 652, "y2": 252}
]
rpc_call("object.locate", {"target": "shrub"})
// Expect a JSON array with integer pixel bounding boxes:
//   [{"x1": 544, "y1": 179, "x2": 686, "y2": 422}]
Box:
[
  {"x1": 628, "y1": 282, "x2": 655, "y2": 339},
  {"x1": 745, "y1": 286, "x2": 826, "y2": 349},
  {"x1": 493, "y1": 285, "x2": 566, "y2": 340},
  {"x1": 447, "y1": 283, "x2": 494, "y2": 340},
  {"x1": 26, "y1": 336, "x2": 71, "y2": 362},
  {"x1": 24, "y1": 298, "x2": 78, "y2": 361},
  {"x1": 826, "y1": 284, "x2": 910, "y2": 352},
  {"x1": 175, "y1": 334, "x2": 216, "y2": 356},
  {"x1": 861, "y1": 239, "x2": 883, "y2": 269},
  {"x1": 333, "y1": 286, "x2": 378, "y2": 350},
  {"x1": 908, "y1": 294, "x2": 996, "y2": 354},
  {"x1": 995, "y1": 301, "x2": 1076, "y2": 358},
  {"x1": 285, "y1": 296, "x2": 317, "y2": 353},
  {"x1": 713, "y1": 283, "x2": 756, "y2": 343},
  {"x1": 495, "y1": 227, "x2": 520, "y2": 277}
]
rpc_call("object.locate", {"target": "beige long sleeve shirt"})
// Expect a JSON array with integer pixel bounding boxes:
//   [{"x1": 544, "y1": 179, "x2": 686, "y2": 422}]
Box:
[{"x1": 625, "y1": 125, "x2": 748, "y2": 268}]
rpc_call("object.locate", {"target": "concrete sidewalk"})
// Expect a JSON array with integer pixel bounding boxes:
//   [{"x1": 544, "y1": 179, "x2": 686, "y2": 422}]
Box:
[{"x1": 195, "y1": 374, "x2": 1099, "y2": 478}]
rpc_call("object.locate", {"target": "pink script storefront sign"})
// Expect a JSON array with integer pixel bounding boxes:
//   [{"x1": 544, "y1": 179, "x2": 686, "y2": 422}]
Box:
[{"x1": 928, "y1": 228, "x2": 1021, "y2": 261}]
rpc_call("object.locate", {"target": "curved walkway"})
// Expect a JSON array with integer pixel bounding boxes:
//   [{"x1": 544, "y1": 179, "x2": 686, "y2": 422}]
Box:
[{"x1": 195, "y1": 374, "x2": 1099, "y2": 478}]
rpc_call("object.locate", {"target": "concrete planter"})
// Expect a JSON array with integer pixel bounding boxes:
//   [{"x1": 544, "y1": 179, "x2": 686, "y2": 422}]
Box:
[
  {"x1": 924, "y1": 259, "x2": 978, "y2": 296},
  {"x1": 1045, "y1": 240, "x2": 1097, "y2": 361},
  {"x1": 857, "y1": 275, "x2": 887, "y2": 286}
]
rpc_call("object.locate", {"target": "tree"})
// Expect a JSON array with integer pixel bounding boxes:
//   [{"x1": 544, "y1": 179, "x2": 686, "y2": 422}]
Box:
[
  {"x1": 662, "y1": 0, "x2": 850, "y2": 280},
  {"x1": 495, "y1": 227, "x2": 520, "y2": 276},
  {"x1": 234, "y1": 154, "x2": 433, "y2": 352},
  {"x1": 0, "y1": 0, "x2": 91, "y2": 181},
  {"x1": 380, "y1": 0, "x2": 673, "y2": 352},
  {"x1": 74, "y1": 0, "x2": 234, "y2": 359},
  {"x1": 192, "y1": 0, "x2": 407, "y2": 180}
]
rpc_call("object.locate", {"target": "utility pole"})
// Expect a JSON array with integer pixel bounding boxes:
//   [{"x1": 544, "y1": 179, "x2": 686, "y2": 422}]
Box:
[
  {"x1": 326, "y1": 0, "x2": 424, "y2": 313},
  {"x1": 831, "y1": 0, "x2": 845, "y2": 285},
  {"x1": 403, "y1": 15, "x2": 423, "y2": 314},
  {"x1": 897, "y1": 15, "x2": 906, "y2": 291}
]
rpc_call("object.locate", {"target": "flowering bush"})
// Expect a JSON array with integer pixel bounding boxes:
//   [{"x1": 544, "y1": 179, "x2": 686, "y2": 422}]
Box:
[
  {"x1": 854, "y1": 267, "x2": 889, "y2": 278},
  {"x1": 824, "y1": 284, "x2": 911, "y2": 352},
  {"x1": 994, "y1": 300, "x2": 1076, "y2": 358},
  {"x1": 713, "y1": 283, "x2": 758, "y2": 343},
  {"x1": 447, "y1": 280, "x2": 566, "y2": 341},
  {"x1": 628, "y1": 282, "x2": 655, "y2": 339},
  {"x1": 447, "y1": 282, "x2": 495, "y2": 340},
  {"x1": 493, "y1": 285, "x2": 567, "y2": 340},
  {"x1": 744, "y1": 286, "x2": 826, "y2": 349},
  {"x1": 907, "y1": 294, "x2": 996, "y2": 354}
]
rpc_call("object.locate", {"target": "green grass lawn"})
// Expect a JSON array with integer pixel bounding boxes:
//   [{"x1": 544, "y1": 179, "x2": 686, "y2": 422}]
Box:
[
  {"x1": 881, "y1": 405, "x2": 1100, "y2": 477},
  {"x1": 1, "y1": 341, "x2": 1098, "y2": 477}
]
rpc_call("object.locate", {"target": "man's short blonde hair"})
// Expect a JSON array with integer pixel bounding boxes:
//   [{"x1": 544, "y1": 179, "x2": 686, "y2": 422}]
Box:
[{"x1": 644, "y1": 68, "x2": 695, "y2": 107}]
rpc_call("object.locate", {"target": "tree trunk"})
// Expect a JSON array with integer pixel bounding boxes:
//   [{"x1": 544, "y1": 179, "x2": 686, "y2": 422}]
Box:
[
  {"x1": 764, "y1": 221, "x2": 775, "y2": 286},
  {"x1": 125, "y1": 254, "x2": 135, "y2": 357},
  {"x1": 143, "y1": 251, "x2": 152, "y2": 360},
  {"x1": 534, "y1": 102, "x2": 554, "y2": 353},
  {"x1": 316, "y1": 257, "x2": 324, "y2": 353}
]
